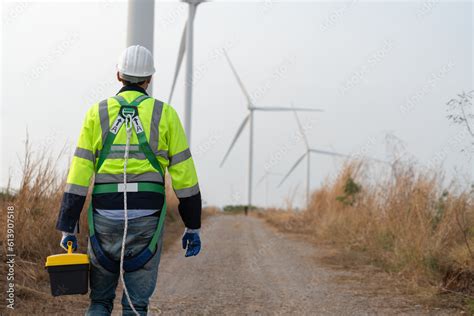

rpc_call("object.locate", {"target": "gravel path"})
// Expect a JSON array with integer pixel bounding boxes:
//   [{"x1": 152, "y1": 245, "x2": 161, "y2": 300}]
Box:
[{"x1": 145, "y1": 215, "x2": 455, "y2": 316}]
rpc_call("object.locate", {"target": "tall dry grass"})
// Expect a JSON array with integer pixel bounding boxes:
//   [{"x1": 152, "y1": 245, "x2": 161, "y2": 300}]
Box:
[
  {"x1": 262, "y1": 160, "x2": 474, "y2": 297},
  {"x1": 0, "y1": 140, "x2": 188, "y2": 314}
]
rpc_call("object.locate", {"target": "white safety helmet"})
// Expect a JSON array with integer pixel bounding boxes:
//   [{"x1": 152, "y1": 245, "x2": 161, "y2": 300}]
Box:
[{"x1": 117, "y1": 45, "x2": 155, "y2": 83}]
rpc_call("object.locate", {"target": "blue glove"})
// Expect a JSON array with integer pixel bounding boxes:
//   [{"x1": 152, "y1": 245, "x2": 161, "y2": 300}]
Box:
[
  {"x1": 60, "y1": 232, "x2": 78, "y2": 252},
  {"x1": 182, "y1": 229, "x2": 201, "y2": 257}
]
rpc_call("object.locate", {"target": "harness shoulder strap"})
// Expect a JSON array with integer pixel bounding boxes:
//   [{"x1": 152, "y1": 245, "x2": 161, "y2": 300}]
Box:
[
  {"x1": 134, "y1": 118, "x2": 164, "y2": 176},
  {"x1": 96, "y1": 94, "x2": 152, "y2": 172}
]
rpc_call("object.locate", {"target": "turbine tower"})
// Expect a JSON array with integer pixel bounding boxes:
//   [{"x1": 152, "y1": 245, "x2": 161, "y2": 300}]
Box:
[
  {"x1": 220, "y1": 50, "x2": 324, "y2": 214},
  {"x1": 127, "y1": 0, "x2": 155, "y2": 94},
  {"x1": 279, "y1": 109, "x2": 387, "y2": 206},
  {"x1": 168, "y1": 0, "x2": 207, "y2": 146}
]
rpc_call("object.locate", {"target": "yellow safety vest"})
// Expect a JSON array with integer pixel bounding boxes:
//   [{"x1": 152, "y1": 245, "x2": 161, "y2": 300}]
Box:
[{"x1": 56, "y1": 88, "x2": 200, "y2": 233}]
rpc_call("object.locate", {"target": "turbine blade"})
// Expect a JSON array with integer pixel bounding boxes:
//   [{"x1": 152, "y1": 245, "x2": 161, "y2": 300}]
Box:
[
  {"x1": 253, "y1": 106, "x2": 324, "y2": 112},
  {"x1": 220, "y1": 114, "x2": 250, "y2": 167},
  {"x1": 310, "y1": 148, "x2": 390, "y2": 164},
  {"x1": 278, "y1": 153, "x2": 307, "y2": 187},
  {"x1": 256, "y1": 174, "x2": 266, "y2": 187},
  {"x1": 310, "y1": 148, "x2": 350, "y2": 158},
  {"x1": 168, "y1": 22, "x2": 187, "y2": 104},
  {"x1": 223, "y1": 49, "x2": 252, "y2": 105}
]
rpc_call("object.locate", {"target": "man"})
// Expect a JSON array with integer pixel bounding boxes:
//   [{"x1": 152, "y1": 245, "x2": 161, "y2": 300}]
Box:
[{"x1": 55, "y1": 45, "x2": 202, "y2": 315}]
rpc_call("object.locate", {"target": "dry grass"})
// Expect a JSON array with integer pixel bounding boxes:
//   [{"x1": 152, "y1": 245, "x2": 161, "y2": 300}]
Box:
[
  {"x1": 260, "y1": 160, "x2": 474, "y2": 305},
  {"x1": 0, "y1": 141, "x2": 213, "y2": 315}
]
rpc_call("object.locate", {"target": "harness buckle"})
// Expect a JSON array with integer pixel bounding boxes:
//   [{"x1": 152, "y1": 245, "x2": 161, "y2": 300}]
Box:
[{"x1": 121, "y1": 107, "x2": 136, "y2": 118}]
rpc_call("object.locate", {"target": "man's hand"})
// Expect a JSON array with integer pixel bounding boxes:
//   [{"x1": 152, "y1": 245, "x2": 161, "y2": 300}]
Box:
[
  {"x1": 182, "y1": 228, "x2": 201, "y2": 257},
  {"x1": 60, "y1": 232, "x2": 78, "y2": 252}
]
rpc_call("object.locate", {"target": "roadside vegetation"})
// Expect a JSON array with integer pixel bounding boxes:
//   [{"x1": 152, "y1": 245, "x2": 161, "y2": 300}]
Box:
[
  {"x1": 261, "y1": 93, "x2": 474, "y2": 312},
  {"x1": 0, "y1": 141, "x2": 215, "y2": 314},
  {"x1": 259, "y1": 159, "x2": 474, "y2": 311}
]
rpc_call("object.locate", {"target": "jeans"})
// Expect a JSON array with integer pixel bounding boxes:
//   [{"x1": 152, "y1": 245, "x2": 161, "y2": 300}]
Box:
[{"x1": 86, "y1": 212, "x2": 163, "y2": 316}]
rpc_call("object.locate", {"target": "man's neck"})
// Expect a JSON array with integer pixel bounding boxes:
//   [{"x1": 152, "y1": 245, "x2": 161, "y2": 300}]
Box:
[{"x1": 117, "y1": 85, "x2": 148, "y2": 96}]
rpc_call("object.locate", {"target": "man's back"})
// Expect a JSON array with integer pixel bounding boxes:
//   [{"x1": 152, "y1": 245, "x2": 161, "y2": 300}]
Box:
[{"x1": 57, "y1": 85, "x2": 201, "y2": 233}]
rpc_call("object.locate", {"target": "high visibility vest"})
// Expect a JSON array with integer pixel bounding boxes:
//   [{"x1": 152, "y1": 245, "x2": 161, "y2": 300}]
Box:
[
  {"x1": 66, "y1": 90, "x2": 199, "y2": 204},
  {"x1": 56, "y1": 89, "x2": 200, "y2": 270}
]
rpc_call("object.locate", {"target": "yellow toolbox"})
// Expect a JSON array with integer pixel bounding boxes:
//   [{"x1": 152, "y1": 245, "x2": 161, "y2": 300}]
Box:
[{"x1": 45, "y1": 241, "x2": 90, "y2": 296}]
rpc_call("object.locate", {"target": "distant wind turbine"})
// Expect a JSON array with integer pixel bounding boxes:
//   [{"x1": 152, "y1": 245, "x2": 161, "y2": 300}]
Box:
[
  {"x1": 279, "y1": 108, "x2": 388, "y2": 206},
  {"x1": 220, "y1": 50, "x2": 324, "y2": 213},
  {"x1": 257, "y1": 171, "x2": 283, "y2": 207},
  {"x1": 168, "y1": 0, "x2": 207, "y2": 146}
]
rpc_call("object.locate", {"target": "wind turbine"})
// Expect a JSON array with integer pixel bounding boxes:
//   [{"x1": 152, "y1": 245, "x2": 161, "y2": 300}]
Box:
[
  {"x1": 278, "y1": 109, "x2": 387, "y2": 206},
  {"x1": 220, "y1": 50, "x2": 324, "y2": 213},
  {"x1": 168, "y1": 0, "x2": 207, "y2": 146},
  {"x1": 257, "y1": 171, "x2": 283, "y2": 207},
  {"x1": 127, "y1": 0, "x2": 155, "y2": 94}
]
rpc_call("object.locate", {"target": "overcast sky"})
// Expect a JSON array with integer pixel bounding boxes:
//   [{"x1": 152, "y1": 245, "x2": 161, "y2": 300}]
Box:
[{"x1": 1, "y1": 0, "x2": 472, "y2": 208}]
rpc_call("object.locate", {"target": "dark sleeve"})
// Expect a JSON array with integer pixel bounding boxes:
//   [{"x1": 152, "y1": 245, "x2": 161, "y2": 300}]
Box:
[
  {"x1": 177, "y1": 192, "x2": 202, "y2": 229},
  {"x1": 55, "y1": 105, "x2": 96, "y2": 233},
  {"x1": 55, "y1": 193, "x2": 86, "y2": 233}
]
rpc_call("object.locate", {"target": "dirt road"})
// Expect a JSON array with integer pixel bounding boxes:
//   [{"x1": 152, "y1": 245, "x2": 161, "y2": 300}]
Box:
[{"x1": 147, "y1": 215, "x2": 455, "y2": 315}]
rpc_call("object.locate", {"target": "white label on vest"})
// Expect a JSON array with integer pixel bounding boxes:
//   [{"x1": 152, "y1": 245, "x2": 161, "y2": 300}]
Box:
[
  {"x1": 132, "y1": 116, "x2": 144, "y2": 134},
  {"x1": 118, "y1": 183, "x2": 138, "y2": 192},
  {"x1": 110, "y1": 117, "x2": 125, "y2": 135}
]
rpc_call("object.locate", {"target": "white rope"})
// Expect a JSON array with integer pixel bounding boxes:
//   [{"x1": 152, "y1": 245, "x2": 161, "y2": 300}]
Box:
[{"x1": 120, "y1": 114, "x2": 139, "y2": 316}]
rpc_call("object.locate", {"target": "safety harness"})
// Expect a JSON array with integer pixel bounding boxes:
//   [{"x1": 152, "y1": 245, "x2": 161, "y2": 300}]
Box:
[{"x1": 87, "y1": 94, "x2": 167, "y2": 273}]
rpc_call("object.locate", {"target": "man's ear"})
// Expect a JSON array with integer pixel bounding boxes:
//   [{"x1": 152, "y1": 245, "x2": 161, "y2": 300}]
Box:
[{"x1": 116, "y1": 72, "x2": 122, "y2": 83}]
